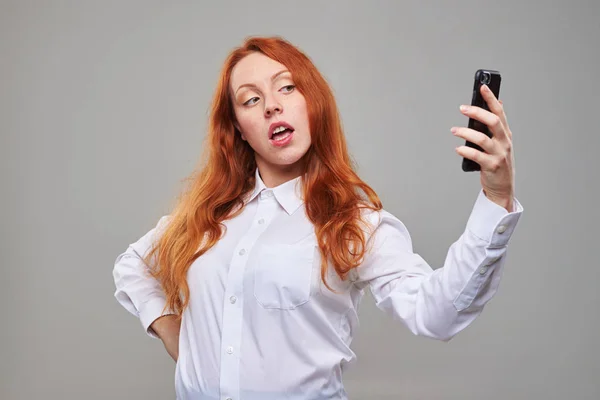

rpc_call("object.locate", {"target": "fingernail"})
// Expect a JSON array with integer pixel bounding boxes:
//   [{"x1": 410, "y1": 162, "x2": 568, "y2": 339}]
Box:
[
  {"x1": 482, "y1": 85, "x2": 489, "y2": 92},
  {"x1": 460, "y1": 105, "x2": 469, "y2": 112},
  {"x1": 450, "y1": 127, "x2": 457, "y2": 133}
]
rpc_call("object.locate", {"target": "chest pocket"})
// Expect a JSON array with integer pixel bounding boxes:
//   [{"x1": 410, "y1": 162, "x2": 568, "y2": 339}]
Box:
[{"x1": 253, "y1": 242, "x2": 317, "y2": 310}]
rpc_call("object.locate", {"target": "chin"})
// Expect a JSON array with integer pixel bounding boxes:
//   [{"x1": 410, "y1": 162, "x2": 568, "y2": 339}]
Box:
[
  {"x1": 262, "y1": 149, "x2": 308, "y2": 166},
  {"x1": 273, "y1": 155, "x2": 305, "y2": 166}
]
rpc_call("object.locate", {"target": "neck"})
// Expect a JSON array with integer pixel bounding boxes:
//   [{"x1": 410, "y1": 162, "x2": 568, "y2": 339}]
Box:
[{"x1": 256, "y1": 159, "x2": 304, "y2": 188}]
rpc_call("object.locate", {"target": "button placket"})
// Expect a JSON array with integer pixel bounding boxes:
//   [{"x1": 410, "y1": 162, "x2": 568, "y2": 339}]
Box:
[{"x1": 218, "y1": 199, "x2": 281, "y2": 400}]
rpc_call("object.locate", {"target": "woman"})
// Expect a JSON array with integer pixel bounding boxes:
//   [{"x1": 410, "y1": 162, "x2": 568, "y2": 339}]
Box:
[{"x1": 113, "y1": 36, "x2": 523, "y2": 400}]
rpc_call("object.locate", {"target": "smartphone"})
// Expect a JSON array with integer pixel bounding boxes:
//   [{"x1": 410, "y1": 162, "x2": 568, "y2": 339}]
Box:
[{"x1": 462, "y1": 69, "x2": 502, "y2": 172}]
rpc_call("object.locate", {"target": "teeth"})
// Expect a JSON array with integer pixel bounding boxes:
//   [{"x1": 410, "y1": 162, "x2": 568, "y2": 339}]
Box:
[
  {"x1": 273, "y1": 126, "x2": 287, "y2": 134},
  {"x1": 273, "y1": 131, "x2": 291, "y2": 141}
]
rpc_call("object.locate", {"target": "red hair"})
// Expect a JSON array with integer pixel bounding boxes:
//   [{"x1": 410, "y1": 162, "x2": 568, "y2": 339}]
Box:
[{"x1": 144, "y1": 36, "x2": 383, "y2": 316}]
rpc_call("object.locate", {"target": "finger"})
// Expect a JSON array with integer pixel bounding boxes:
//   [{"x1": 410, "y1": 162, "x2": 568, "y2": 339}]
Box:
[
  {"x1": 451, "y1": 126, "x2": 495, "y2": 154},
  {"x1": 480, "y1": 84, "x2": 509, "y2": 130},
  {"x1": 497, "y1": 99, "x2": 512, "y2": 140},
  {"x1": 455, "y1": 145, "x2": 496, "y2": 170},
  {"x1": 460, "y1": 103, "x2": 507, "y2": 142}
]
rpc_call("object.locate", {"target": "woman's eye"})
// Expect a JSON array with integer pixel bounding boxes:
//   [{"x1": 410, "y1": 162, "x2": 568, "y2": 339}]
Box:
[
  {"x1": 243, "y1": 97, "x2": 259, "y2": 106},
  {"x1": 242, "y1": 85, "x2": 294, "y2": 106}
]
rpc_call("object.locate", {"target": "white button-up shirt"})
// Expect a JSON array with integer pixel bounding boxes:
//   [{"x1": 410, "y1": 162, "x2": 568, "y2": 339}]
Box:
[{"x1": 113, "y1": 167, "x2": 524, "y2": 400}]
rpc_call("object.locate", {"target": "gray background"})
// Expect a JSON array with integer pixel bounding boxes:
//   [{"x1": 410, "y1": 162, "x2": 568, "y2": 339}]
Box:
[{"x1": 1, "y1": 0, "x2": 598, "y2": 399}]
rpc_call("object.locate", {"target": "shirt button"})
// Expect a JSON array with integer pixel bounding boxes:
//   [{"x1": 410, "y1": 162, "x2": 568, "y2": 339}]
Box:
[
  {"x1": 479, "y1": 268, "x2": 487, "y2": 275},
  {"x1": 497, "y1": 225, "x2": 507, "y2": 234},
  {"x1": 226, "y1": 346, "x2": 233, "y2": 354},
  {"x1": 226, "y1": 398, "x2": 233, "y2": 400},
  {"x1": 239, "y1": 248, "x2": 246, "y2": 256},
  {"x1": 258, "y1": 218, "x2": 265, "y2": 224},
  {"x1": 230, "y1": 296, "x2": 237, "y2": 304}
]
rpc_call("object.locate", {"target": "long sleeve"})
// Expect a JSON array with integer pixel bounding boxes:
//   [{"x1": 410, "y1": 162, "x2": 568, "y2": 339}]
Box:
[
  {"x1": 112, "y1": 215, "x2": 175, "y2": 339},
  {"x1": 352, "y1": 189, "x2": 524, "y2": 341}
]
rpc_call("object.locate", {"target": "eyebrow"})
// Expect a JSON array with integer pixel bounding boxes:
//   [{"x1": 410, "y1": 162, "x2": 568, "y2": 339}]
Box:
[{"x1": 234, "y1": 69, "x2": 291, "y2": 95}]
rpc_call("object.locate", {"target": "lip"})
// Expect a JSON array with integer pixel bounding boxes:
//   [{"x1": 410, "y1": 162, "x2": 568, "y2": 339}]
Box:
[{"x1": 268, "y1": 121, "x2": 295, "y2": 139}]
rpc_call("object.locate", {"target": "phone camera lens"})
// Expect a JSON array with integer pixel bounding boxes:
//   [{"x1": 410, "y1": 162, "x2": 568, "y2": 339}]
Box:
[{"x1": 481, "y1": 72, "x2": 491, "y2": 85}]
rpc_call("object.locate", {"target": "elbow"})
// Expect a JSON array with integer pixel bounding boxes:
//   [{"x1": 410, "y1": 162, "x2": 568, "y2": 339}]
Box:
[
  {"x1": 431, "y1": 331, "x2": 457, "y2": 342},
  {"x1": 412, "y1": 303, "x2": 483, "y2": 342},
  {"x1": 378, "y1": 291, "x2": 483, "y2": 342},
  {"x1": 412, "y1": 324, "x2": 459, "y2": 342}
]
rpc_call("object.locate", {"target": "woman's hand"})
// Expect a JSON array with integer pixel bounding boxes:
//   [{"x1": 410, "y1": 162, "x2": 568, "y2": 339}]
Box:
[
  {"x1": 150, "y1": 314, "x2": 181, "y2": 362},
  {"x1": 451, "y1": 84, "x2": 516, "y2": 212}
]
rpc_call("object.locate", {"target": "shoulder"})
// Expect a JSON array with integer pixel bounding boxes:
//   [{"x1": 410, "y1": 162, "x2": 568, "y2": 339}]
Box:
[
  {"x1": 359, "y1": 204, "x2": 408, "y2": 233},
  {"x1": 132, "y1": 214, "x2": 172, "y2": 249},
  {"x1": 156, "y1": 214, "x2": 172, "y2": 230},
  {"x1": 359, "y1": 205, "x2": 413, "y2": 251}
]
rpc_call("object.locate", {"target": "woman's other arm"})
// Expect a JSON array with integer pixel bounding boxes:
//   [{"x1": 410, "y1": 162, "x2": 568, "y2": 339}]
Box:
[{"x1": 112, "y1": 215, "x2": 177, "y2": 340}]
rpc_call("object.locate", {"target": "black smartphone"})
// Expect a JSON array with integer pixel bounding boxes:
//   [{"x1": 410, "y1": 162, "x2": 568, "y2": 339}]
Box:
[{"x1": 462, "y1": 69, "x2": 502, "y2": 172}]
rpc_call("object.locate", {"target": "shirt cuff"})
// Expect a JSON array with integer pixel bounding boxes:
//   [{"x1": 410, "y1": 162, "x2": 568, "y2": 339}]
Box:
[
  {"x1": 138, "y1": 297, "x2": 174, "y2": 340},
  {"x1": 466, "y1": 189, "x2": 524, "y2": 247}
]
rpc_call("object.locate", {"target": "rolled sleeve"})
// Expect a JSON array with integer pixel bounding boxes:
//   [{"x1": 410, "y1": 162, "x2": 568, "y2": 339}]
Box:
[
  {"x1": 112, "y1": 215, "x2": 175, "y2": 339},
  {"x1": 139, "y1": 297, "x2": 174, "y2": 339}
]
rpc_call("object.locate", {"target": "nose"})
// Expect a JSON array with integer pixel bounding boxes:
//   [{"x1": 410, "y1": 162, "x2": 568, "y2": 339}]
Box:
[{"x1": 264, "y1": 97, "x2": 282, "y2": 117}]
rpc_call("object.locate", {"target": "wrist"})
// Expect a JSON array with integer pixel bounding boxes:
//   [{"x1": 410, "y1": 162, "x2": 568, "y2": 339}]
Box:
[{"x1": 484, "y1": 190, "x2": 514, "y2": 212}]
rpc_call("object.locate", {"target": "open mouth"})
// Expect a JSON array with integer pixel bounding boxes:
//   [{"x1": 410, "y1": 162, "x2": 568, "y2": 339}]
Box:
[
  {"x1": 271, "y1": 128, "x2": 294, "y2": 141},
  {"x1": 268, "y1": 121, "x2": 295, "y2": 141}
]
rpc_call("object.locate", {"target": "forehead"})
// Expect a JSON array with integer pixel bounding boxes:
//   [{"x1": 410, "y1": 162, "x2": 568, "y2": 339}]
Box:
[{"x1": 230, "y1": 52, "x2": 288, "y2": 90}]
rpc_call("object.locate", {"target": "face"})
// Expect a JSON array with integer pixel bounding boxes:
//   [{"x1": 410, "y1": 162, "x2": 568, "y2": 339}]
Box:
[{"x1": 230, "y1": 52, "x2": 311, "y2": 183}]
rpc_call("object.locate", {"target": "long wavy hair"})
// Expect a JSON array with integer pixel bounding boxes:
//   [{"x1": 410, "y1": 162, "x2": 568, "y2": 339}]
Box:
[{"x1": 144, "y1": 36, "x2": 383, "y2": 317}]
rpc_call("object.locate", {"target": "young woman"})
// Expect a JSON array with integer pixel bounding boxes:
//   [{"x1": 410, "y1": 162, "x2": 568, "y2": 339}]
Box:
[{"x1": 113, "y1": 36, "x2": 523, "y2": 400}]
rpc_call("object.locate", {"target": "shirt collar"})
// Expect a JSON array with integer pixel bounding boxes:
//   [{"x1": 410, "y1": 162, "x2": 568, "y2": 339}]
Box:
[{"x1": 243, "y1": 167, "x2": 305, "y2": 215}]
